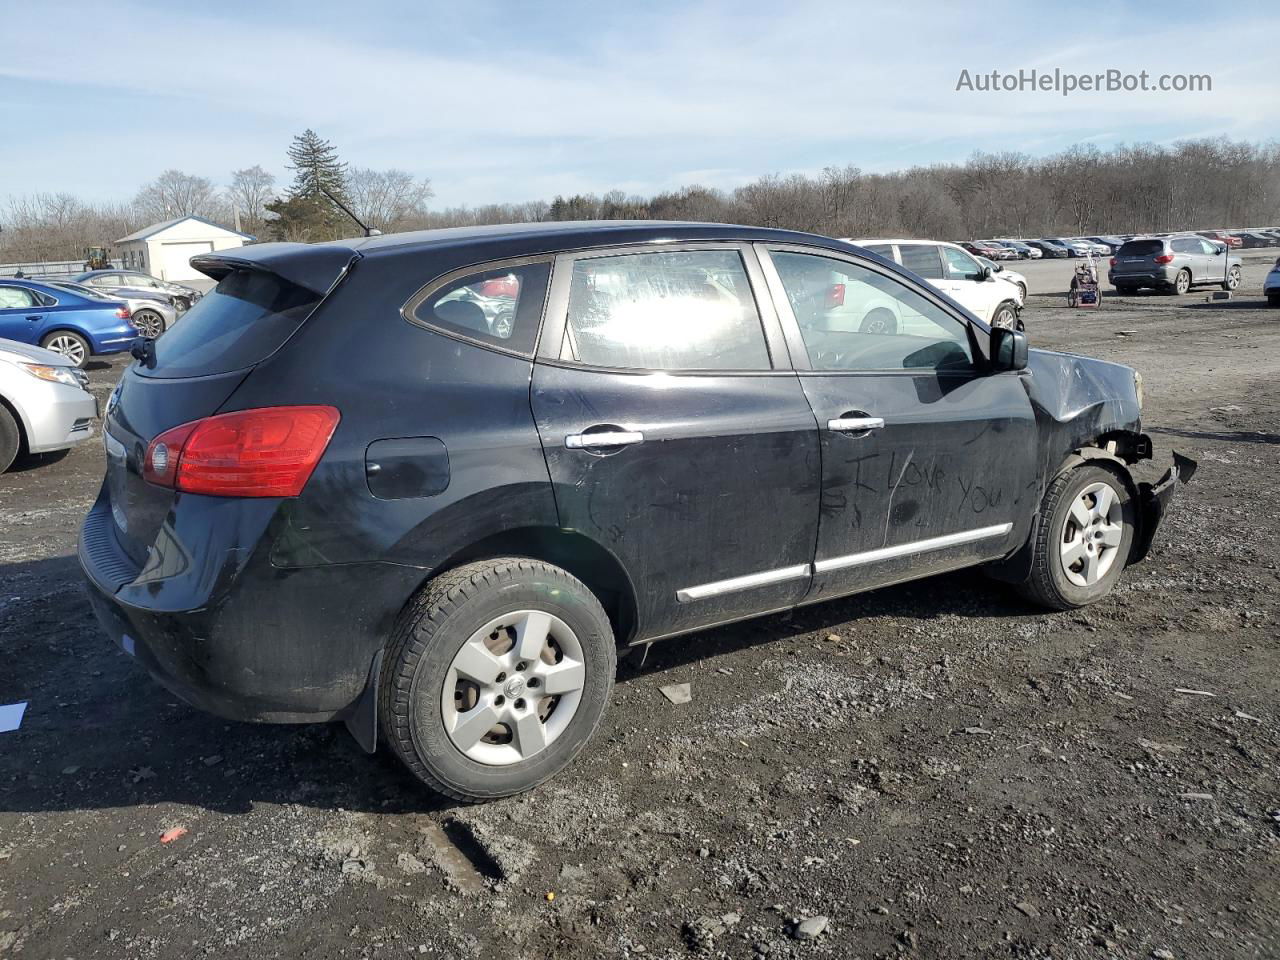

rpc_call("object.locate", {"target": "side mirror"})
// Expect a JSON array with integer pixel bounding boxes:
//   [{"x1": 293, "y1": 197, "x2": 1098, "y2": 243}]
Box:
[
  {"x1": 1216, "y1": 244, "x2": 1227, "y2": 254},
  {"x1": 980, "y1": 265, "x2": 994, "y2": 281},
  {"x1": 990, "y1": 327, "x2": 1028, "y2": 372}
]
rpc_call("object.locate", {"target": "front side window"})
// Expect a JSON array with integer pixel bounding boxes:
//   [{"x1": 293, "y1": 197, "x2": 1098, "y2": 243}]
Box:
[
  {"x1": 563, "y1": 249, "x2": 771, "y2": 370},
  {"x1": 0, "y1": 286, "x2": 37, "y2": 309},
  {"x1": 1198, "y1": 238, "x2": 1221, "y2": 255},
  {"x1": 413, "y1": 261, "x2": 550, "y2": 356},
  {"x1": 770, "y1": 251, "x2": 974, "y2": 373},
  {"x1": 897, "y1": 244, "x2": 944, "y2": 280},
  {"x1": 943, "y1": 246, "x2": 983, "y2": 280},
  {"x1": 859, "y1": 243, "x2": 894, "y2": 259}
]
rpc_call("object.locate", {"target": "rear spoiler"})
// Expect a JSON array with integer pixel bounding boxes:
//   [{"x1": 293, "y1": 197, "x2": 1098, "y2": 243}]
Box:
[{"x1": 190, "y1": 242, "x2": 362, "y2": 297}]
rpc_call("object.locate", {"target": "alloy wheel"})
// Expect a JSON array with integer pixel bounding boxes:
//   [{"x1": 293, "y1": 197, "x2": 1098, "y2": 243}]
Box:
[
  {"x1": 1226, "y1": 266, "x2": 1241, "y2": 290},
  {"x1": 440, "y1": 609, "x2": 587, "y2": 766},
  {"x1": 46, "y1": 335, "x2": 85, "y2": 366},
  {"x1": 134, "y1": 311, "x2": 164, "y2": 338},
  {"x1": 1060, "y1": 481, "x2": 1124, "y2": 587}
]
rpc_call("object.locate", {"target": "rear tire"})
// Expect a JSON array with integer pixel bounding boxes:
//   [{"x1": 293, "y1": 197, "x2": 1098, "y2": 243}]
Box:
[
  {"x1": 39, "y1": 330, "x2": 91, "y2": 368},
  {"x1": 1169, "y1": 269, "x2": 1191, "y2": 296},
  {"x1": 1268, "y1": 293, "x2": 1280, "y2": 307},
  {"x1": 859, "y1": 307, "x2": 898, "y2": 335},
  {"x1": 379, "y1": 558, "x2": 616, "y2": 802},
  {"x1": 0, "y1": 404, "x2": 20, "y2": 473},
  {"x1": 1017, "y1": 464, "x2": 1136, "y2": 610}
]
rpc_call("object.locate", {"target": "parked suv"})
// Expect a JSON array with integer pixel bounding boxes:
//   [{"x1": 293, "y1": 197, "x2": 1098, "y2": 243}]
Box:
[
  {"x1": 1109, "y1": 236, "x2": 1242, "y2": 295},
  {"x1": 847, "y1": 239, "x2": 1023, "y2": 329},
  {"x1": 80, "y1": 222, "x2": 1191, "y2": 802}
]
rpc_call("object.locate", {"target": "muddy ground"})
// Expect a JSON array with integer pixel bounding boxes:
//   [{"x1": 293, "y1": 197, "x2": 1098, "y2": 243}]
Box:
[{"x1": 1, "y1": 254, "x2": 1277, "y2": 959}]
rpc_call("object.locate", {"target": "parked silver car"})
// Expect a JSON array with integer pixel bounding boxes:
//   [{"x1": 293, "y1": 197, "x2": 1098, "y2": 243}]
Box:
[
  {"x1": 73, "y1": 270, "x2": 203, "y2": 312},
  {"x1": 0, "y1": 338, "x2": 97, "y2": 472},
  {"x1": 1109, "y1": 235, "x2": 1243, "y2": 295},
  {"x1": 43, "y1": 280, "x2": 176, "y2": 338}
]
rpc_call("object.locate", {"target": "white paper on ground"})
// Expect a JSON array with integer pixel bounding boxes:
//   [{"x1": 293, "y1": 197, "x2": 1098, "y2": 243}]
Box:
[{"x1": 0, "y1": 702, "x2": 28, "y2": 733}]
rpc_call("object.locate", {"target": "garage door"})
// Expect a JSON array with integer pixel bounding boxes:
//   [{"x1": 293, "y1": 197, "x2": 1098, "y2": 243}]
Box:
[{"x1": 158, "y1": 241, "x2": 215, "y2": 281}]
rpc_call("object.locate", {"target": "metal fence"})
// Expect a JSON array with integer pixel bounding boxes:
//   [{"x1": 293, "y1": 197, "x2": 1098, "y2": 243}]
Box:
[{"x1": 0, "y1": 259, "x2": 122, "y2": 278}]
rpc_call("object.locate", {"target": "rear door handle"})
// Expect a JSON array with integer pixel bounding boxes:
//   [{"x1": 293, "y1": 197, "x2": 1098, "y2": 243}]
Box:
[
  {"x1": 26, "y1": 314, "x2": 44, "y2": 322},
  {"x1": 565, "y1": 430, "x2": 644, "y2": 449},
  {"x1": 827, "y1": 416, "x2": 884, "y2": 433}
]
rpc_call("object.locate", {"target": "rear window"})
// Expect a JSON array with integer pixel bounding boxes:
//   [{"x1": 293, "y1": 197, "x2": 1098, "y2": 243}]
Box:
[
  {"x1": 143, "y1": 269, "x2": 319, "y2": 378},
  {"x1": 1117, "y1": 240, "x2": 1164, "y2": 257}
]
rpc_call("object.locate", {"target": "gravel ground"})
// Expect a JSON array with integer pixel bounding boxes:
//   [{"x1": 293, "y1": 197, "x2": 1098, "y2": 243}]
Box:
[{"x1": 1, "y1": 253, "x2": 1278, "y2": 960}]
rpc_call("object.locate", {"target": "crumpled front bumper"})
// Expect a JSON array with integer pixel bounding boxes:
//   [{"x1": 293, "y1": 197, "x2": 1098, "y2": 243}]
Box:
[{"x1": 1131, "y1": 451, "x2": 1197, "y2": 564}]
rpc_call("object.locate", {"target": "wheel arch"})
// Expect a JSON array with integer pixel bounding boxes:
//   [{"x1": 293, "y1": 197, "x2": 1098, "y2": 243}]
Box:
[
  {"x1": 0, "y1": 391, "x2": 30, "y2": 457},
  {"x1": 415, "y1": 525, "x2": 639, "y2": 647}
]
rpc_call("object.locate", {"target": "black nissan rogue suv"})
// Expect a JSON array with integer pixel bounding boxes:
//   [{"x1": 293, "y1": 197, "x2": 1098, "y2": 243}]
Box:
[{"x1": 79, "y1": 221, "x2": 1193, "y2": 801}]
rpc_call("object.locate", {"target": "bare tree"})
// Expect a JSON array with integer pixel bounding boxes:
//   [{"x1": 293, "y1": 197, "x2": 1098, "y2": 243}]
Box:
[
  {"x1": 346, "y1": 168, "x2": 433, "y2": 230},
  {"x1": 225, "y1": 165, "x2": 276, "y2": 235},
  {"x1": 133, "y1": 170, "x2": 219, "y2": 222}
]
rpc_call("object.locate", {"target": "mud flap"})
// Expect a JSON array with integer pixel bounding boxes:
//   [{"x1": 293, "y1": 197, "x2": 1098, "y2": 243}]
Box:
[
  {"x1": 1131, "y1": 451, "x2": 1197, "y2": 564},
  {"x1": 342, "y1": 650, "x2": 383, "y2": 754}
]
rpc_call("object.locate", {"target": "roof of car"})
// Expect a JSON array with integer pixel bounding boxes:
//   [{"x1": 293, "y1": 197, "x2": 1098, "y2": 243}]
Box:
[{"x1": 192, "y1": 221, "x2": 875, "y2": 294}]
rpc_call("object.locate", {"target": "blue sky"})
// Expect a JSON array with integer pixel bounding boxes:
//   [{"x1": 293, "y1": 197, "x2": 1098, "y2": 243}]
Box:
[{"x1": 2, "y1": 0, "x2": 1277, "y2": 207}]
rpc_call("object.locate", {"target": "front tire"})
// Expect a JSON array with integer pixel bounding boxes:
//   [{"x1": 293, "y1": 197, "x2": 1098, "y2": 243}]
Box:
[
  {"x1": 40, "y1": 330, "x2": 90, "y2": 368},
  {"x1": 1221, "y1": 266, "x2": 1241, "y2": 291},
  {"x1": 379, "y1": 558, "x2": 616, "y2": 802},
  {"x1": 0, "y1": 404, "x2": 20, "y2": 473},
  {"x1": 133, "y1": 309, "x2": 165, "y2": 338},
  {"x1": 1018, "y1": 464, "x2": 1136, "y2": 610}
]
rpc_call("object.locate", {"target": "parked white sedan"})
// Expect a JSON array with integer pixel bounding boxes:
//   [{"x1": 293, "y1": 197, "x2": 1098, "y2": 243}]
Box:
[
  {"x1": 845, "y1": 238, "x2": 1024, "y2": 329},
  {"x1": 0, "y1": 338, "x2": 98, "y2": 472}
]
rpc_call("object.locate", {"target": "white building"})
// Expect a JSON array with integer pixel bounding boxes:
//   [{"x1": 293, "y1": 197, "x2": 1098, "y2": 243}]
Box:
[{"x1": 115, "y1": 216, "x2": 254, "y2": 282}]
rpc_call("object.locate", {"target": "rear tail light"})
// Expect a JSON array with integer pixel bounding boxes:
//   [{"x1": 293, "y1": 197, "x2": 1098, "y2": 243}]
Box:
[
  {"x1": 115, "y1": 306, "x2": 131, "y2": 319},
  {"x1": 1154, "y1": 254, "x2": 1174, "y2": 264},
  {"x1": 144, "y1": 405, "x2": 340, "y2": 497},
  {"x1": 825, "y1": 283, "x2": 846, "y2": 308},
  {"x1": 1109, "y1": 257, "x2": 1117, "y2": 267}
]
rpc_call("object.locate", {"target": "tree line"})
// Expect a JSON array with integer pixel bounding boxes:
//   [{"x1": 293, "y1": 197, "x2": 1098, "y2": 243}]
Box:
[{"x1": 3, "y1": 135, "x2": 1278, "y2": 265}]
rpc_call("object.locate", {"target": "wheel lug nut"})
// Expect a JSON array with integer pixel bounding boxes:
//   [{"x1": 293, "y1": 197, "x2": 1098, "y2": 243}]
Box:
[
  {"x1": 516, "y1": 661, "x2": 528, "y2": 672},
  {"x1": 496, "y1": 672, "x2": 507, "y2": 682},
  {"x1": 514, "y1": 698, "x2": 527, "y2": 710},
  {"x1": 527, "y1": 677, "x2": 540, "y2": 688},
  {"x1": 494, "y1": 695, "x2": 505, "y2": 706}
]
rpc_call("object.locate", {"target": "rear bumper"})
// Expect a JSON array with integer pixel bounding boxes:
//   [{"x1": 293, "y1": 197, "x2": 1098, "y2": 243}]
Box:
[
  {"x1": 23, "y1": 380, "x2": 97, "y2": 453},
  {"x1": 78, "y1": 487, "x2": 421, "y2": 723},
  {"x1": 1109, "y1": 267, "x2": 1174, "y2": 287},
  {"x1": 1131, "y1": 451, "x2": 1197, "y2": 564}
]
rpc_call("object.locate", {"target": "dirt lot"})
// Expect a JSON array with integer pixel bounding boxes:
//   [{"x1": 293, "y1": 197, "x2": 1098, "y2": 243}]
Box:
[{"x1": 2, "y1": 255, "x2": 1278, "y2": 960}]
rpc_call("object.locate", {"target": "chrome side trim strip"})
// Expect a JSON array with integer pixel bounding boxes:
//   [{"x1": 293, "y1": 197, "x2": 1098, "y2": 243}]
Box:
[
  {"x1": 813, "y1": 523, "x2": 1013, "y2": 574},
  {"x1": 676, "y1": 563, "x2": 812, "y2": 603}
]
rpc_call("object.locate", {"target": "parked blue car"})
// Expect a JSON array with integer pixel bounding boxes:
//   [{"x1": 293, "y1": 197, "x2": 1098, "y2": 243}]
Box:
[{"x1": 0, "y1": 279, "x2": 137, "y2": 367}]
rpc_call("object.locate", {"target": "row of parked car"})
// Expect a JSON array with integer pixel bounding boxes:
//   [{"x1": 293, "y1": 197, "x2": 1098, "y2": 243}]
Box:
[
  {"x1": 0, "y1": 269, "x2": 205, "y2": 471},
  {"x1": 962, "y1": 228, "x2": 1280, "y2": 261},
  {"x1": 0, "y1": 269, "x2": 203, "y2": 368}
]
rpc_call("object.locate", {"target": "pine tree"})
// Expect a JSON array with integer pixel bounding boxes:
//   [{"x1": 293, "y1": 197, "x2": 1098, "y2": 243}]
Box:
[{"x1": 286, "y1": 129, "x2": 349, "y2": 202}]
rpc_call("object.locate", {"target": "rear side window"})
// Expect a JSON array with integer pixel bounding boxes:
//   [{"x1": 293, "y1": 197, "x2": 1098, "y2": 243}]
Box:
[
  {"x1": 412, "y1": 261, "x2": 550, "y2": 356},
  {"x1": 562, "y1": 249, "x2": 771, "y2": 371},
  {"x1": 1117, "y1": 240, "x2": 1164, "y2": 257},
  {"x1": 860, "y1": 243, "x2": 894, "y2": 259},
  {"x1": 898, "y1": 244, "x2": 943, "y2": 279},
  {"x1": 144, "y1": 269, "x2": 320, "y2": 378},
  {"x1": 1171, "y1": 237, "x2": 1198, "y2": 254}
]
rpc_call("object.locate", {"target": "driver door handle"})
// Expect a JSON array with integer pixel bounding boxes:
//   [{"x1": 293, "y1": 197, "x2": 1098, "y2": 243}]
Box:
[
  {"x1": 565, "y1": 430, "x2": 644, "y2": 449},
  {"x1": 827, "y1": 416, "x2": 884, "y2": 433}
]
